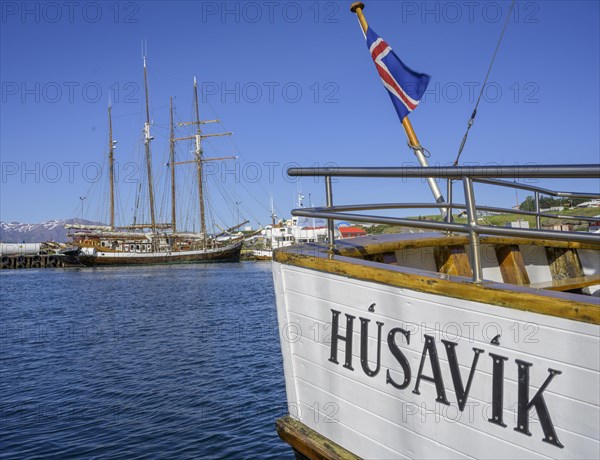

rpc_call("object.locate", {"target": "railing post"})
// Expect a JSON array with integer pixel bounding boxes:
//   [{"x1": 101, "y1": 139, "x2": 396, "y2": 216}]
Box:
[
  {"x1": 462, "y1": 177, "x2": 483, "y2": 283},
  {"x1": 534, "y1": 191, "x2": 541, "y2": 229},
  {"x1": 325, "y1": 176, "x2": 335, "y2": 251},
  {"x1": 446, "y1": 179, "x2": 453, "y2": 224}
]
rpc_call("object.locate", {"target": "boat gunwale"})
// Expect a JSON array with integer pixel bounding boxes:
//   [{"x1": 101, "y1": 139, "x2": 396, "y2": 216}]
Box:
[{"x1": 273, "y1": 232, "x2": 600, "y2": 325}]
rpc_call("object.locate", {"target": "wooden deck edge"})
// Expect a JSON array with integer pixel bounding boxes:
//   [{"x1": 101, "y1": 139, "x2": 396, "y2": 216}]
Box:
[
  {"x1": 336, "y1": 233, "x2": 470, "y2": 257},
  {"x1": 330, "y1": 232, "x2": 600, "y2": 258},
  {"x1": 529, "y1": 274, "x2": 600, "y2": 291},
  {"x1": 276, "y1": 416, "x2": 361, "y2": 460},
  {"x1": 274, "y1": 249, "x2": 600, "y2": 325}
]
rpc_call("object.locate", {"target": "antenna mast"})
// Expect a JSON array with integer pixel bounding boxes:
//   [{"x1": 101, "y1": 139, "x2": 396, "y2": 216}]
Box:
[{"x1": 270, "y1": 194, "x2": 276, "y2": 226}]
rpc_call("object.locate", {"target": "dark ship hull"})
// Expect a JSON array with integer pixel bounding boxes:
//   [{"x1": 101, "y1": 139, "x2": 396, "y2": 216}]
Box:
[{"x1": 78, "y1": 240, "x2": 243, "y2": 267}]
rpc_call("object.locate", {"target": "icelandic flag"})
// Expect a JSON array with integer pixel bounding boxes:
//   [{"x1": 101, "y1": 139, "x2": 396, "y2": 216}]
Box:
[{"x1": 366, "y1": 27, "x2": 430, "y2": 121}]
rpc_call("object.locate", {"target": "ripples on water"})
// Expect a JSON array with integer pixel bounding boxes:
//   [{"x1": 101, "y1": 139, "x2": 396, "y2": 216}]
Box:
[{"x1": 1, "y1": 263, "x2": 293, "y2": 459}]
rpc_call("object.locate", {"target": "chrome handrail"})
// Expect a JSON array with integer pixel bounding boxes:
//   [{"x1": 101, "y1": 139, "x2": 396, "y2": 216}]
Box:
[
  {"x1": 288, "y1": 164, "x2": 600, "y2": 283},
  {"x1": 288, "y1": 164, "x2": 600, "y2": 178}
]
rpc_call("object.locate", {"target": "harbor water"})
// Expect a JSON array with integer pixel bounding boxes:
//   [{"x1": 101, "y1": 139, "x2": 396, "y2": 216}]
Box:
[{"x1": 0, "y1": 262, "x2": 292, "y2": 459}]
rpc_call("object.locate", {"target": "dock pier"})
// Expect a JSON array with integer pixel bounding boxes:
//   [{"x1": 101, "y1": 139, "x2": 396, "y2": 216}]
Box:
[
  {"x1": 0, "y1": 243, "x2": 81, "y2": 269},
  {"x1": 1, "y1": 254, "x2": 69, "y2": 269}
]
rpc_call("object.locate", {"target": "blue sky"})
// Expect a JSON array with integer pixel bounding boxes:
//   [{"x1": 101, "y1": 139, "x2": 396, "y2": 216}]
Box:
[{"x1": 1, "y1": 0, "x2": 599, "y2": 229}]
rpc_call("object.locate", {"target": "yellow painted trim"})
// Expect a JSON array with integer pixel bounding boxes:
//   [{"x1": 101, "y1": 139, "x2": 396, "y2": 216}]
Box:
[{"x1": 274, "y1": 234, "x2": 600, "y2": 325}]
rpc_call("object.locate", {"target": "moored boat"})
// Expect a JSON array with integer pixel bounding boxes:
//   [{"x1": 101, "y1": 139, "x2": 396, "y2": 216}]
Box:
[
  {"x1": 272, "y1": 3, "x2": 600, "y2": 459},
  {"x1": 67, "y1": 54, "x2": 244, "y2": 266},
  {"x1": 245, "y1": 193, "x2": 339, "y2": 260},
  {"x1": 77, "y1": 239, "x2": 242, "y2": 267},
  {"x1": 273, "y1": 166, "x2": 600, "y2": 459}
]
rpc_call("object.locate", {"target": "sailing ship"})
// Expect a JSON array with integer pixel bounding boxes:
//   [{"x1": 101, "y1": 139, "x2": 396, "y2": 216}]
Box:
[
  {"x1": 273, "y1": 3, "x2": 600, "y2": 459},
  {"x1": 67, "y1": 56, "x2": 243, "y2": 266}
]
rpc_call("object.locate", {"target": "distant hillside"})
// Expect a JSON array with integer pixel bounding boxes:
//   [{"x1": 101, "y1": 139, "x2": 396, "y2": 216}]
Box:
[
  {"x1": 0, "y1": 219, "x2": 99, "y2": 243},
  {"x1": 368, "y1": 206, "x2": 600, "y2": 235}
]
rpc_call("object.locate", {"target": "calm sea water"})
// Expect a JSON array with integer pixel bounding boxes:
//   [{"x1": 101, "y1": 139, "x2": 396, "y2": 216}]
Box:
[{"x1": 0, "y1": 262, "x2": 292, "y2": 459}]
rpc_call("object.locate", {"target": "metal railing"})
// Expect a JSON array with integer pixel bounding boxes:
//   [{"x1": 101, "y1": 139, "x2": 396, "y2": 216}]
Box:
[{"x1": 288, "y1": 164, "x2": 600, "y2": 283}]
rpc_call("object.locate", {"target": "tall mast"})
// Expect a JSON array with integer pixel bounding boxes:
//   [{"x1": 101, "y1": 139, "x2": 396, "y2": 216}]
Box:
[
  {"x1": 172, "y1": 78, "x2": 233, "y2": 235},
  {"x1": 170, "y1": 96, "x2": 176, "y2": 233},
  {"x1": 108, "y1": 104, "x2": 115, "y2": 230},
  {"x1": 193, "y1": 77, "x2": 206, "y2": 235},
  {"x1": 143, "y1": 54, "x2": 157, "y2": 232}
]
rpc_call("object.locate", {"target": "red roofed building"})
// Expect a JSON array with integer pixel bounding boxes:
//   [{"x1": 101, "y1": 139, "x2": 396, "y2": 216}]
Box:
[{"x1": 339, "y1": 226, "x2": 367, "y2": 239}]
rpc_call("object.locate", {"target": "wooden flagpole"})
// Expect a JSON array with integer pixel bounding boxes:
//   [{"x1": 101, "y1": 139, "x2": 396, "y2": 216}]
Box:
[{"x1": 350, "y1": 2, "x2": 446, "y2": 208}]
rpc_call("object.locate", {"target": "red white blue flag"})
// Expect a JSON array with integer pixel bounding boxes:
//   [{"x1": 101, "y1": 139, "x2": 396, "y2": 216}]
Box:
[{"x1": 366, "y1": 27, "x2": 430, "y2": 121}]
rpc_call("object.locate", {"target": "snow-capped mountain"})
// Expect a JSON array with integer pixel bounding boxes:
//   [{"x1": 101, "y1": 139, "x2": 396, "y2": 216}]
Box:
[{"x1": 0, "y1": 219, "x2": 97, "y2": 243}]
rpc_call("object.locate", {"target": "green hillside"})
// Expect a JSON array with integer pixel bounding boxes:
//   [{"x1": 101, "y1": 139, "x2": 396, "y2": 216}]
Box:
[{"x1": 364, "y1": 206, "x2": 599, "y2": 235}]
